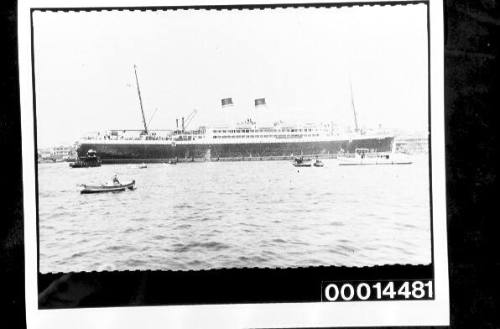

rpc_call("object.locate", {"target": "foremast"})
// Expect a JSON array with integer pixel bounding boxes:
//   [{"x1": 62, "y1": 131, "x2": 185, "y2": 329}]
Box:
[{"x1": 133, "y1": 65, "x2": 149, "y2": 134}]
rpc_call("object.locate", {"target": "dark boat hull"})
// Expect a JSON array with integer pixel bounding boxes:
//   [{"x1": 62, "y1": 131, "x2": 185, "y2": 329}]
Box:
[
  {"x1": 70, "y1": 162, "x2": 101, "y2": 168},
  {"x1": 77, "y1": 137, "x2": 394, "y2": 164}
]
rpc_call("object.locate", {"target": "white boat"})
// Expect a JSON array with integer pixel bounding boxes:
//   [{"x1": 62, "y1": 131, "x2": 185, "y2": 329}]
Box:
[{"x1": 338, "y1": 148, "x2": 412, "y2": 166}]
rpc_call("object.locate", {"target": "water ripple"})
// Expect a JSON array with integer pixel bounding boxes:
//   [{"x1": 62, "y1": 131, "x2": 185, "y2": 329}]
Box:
[{"x1": 38, "y1": 160, "x2": 432, "y2": 273}]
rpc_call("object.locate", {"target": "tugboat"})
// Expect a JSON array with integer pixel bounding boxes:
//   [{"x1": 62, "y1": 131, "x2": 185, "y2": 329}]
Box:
[
  {"x1": 69, "y1": 149, "x2": 102, "y2": 168},
  {"x1": 292, "y1": 156, "x2": 312, "y2": 167}
]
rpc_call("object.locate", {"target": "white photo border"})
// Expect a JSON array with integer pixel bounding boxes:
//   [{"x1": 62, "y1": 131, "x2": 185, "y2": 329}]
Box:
[{"x1": 19, "y1": 0, "x2": 449, "y2": 327}]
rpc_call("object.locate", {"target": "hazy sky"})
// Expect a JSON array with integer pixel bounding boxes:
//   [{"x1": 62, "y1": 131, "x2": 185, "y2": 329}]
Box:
[{"x1": 33, "y1": 4, "x2": 428, "y2": 147}]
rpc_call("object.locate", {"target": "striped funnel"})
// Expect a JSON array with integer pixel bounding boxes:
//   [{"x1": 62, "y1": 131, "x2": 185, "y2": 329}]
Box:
[
  {"x1": 221, "y1": 97, "x2": 234, "y2": 108},
  {"x1": 254, "y1": 98, "x2": 266, "y2": 108}
]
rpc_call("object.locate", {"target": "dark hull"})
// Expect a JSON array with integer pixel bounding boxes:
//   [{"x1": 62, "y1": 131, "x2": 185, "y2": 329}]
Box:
[
  {"x1": 70, "y1": 162, "x2": 101, "y2": 168},
  {"x1": 77, "y1": 137, "x2": 394, "y2": 164},
  {"x1": 69, "y1": 156, "x2": 102, "y2": 168}
]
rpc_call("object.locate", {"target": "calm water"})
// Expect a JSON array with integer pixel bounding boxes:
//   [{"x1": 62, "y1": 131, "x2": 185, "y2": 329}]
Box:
[{"x1": 38, "y1": 157, "x2": 432, "y2": 273}]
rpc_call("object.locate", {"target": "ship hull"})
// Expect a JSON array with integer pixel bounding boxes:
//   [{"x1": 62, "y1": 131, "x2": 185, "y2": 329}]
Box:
[{"x1": 76, "y1": 137, "x2": 394, "y2": 164}]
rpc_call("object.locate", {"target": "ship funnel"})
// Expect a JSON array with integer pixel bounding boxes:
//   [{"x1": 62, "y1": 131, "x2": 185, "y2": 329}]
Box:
[
  {"x1": 254, "y1": 98, "x2": 266, "y2": 108},
  {"x1": 221, "y1": 97, "x2": 234, "y2": 109}
]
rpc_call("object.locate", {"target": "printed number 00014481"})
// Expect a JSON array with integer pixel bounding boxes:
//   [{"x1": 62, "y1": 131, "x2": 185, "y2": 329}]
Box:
[{"x1": 322, "y1": 280, "x2": 433, "y2": 302}]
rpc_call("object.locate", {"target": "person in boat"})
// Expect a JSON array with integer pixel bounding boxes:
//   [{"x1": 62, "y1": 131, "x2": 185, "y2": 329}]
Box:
[{"x1": 112, "y1": 174, "x2": 120, "y2": 185}]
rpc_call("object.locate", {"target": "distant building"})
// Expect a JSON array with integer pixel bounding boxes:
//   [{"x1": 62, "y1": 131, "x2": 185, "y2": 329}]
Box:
[
  {"x1": 37, "y1": 145, "x2": 77, "y2": 162},
  {"x1": 52, "y1": 145, "x2": 75, "y2": 160},
  {"x1": 394, "y1": 134, "x2": 428, "y2": 154},
  {"x1": 38, "y1": 149, "x2": 54, "y2": 162}
]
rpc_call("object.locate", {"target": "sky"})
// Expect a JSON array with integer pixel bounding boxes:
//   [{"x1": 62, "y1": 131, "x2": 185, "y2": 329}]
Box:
[{"x1": 33, "y1": 4, "x2": 428, "y2": 148}]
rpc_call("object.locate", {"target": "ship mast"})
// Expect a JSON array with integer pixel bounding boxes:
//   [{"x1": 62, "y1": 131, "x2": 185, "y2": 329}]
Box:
[
  {"x1": 350, "y1": 81, "x2": 359, "y2": 132},
  {"x1": 133, "y1": 65, "x2": 148, "y2": 134}
]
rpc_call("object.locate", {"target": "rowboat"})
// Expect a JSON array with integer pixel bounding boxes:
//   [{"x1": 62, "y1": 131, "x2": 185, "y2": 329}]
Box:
[{"x1": 80, "y1": 180, "x2": 135, "y2": 194}]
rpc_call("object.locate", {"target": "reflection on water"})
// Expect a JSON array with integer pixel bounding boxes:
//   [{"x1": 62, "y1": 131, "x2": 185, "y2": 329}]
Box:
[{"x1": 38, "y1": 157, "x2": 431, "y2": 273}]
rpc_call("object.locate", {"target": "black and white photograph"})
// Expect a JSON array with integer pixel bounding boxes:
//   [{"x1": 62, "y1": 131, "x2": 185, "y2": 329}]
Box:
[
  {"x1": 35, "y1": 2, "x2": 431, "y2": 273},
  {"x1": 18, "y1": 0, "x2": 449, "y2": 328}
]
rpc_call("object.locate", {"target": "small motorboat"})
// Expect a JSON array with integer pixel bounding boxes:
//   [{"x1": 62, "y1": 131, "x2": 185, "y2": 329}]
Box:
[
  {"x1": 313, "y1": 159, "x2": 324, "y2": 167},
  {"x1": 138, "y1": 163, "x2": 147, "y2": 169},
  {"x1": 168, "y1": 159, "x2": 178, "y2": 165},
  {"x1": 292, "y1": 157, "x2": 312, "y2": 167},
  {"x1": 80, "y1": 180, "x2": 135, "y2": 194}
]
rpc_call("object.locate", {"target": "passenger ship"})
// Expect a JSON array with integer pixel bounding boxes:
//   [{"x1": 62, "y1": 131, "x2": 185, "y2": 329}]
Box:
[
  {"x1": 76, "y1": 98, "x2": 394, "y2": 163},
  {"x1": 75, "y1": 67, "x2": 394, "y2": 163}
]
